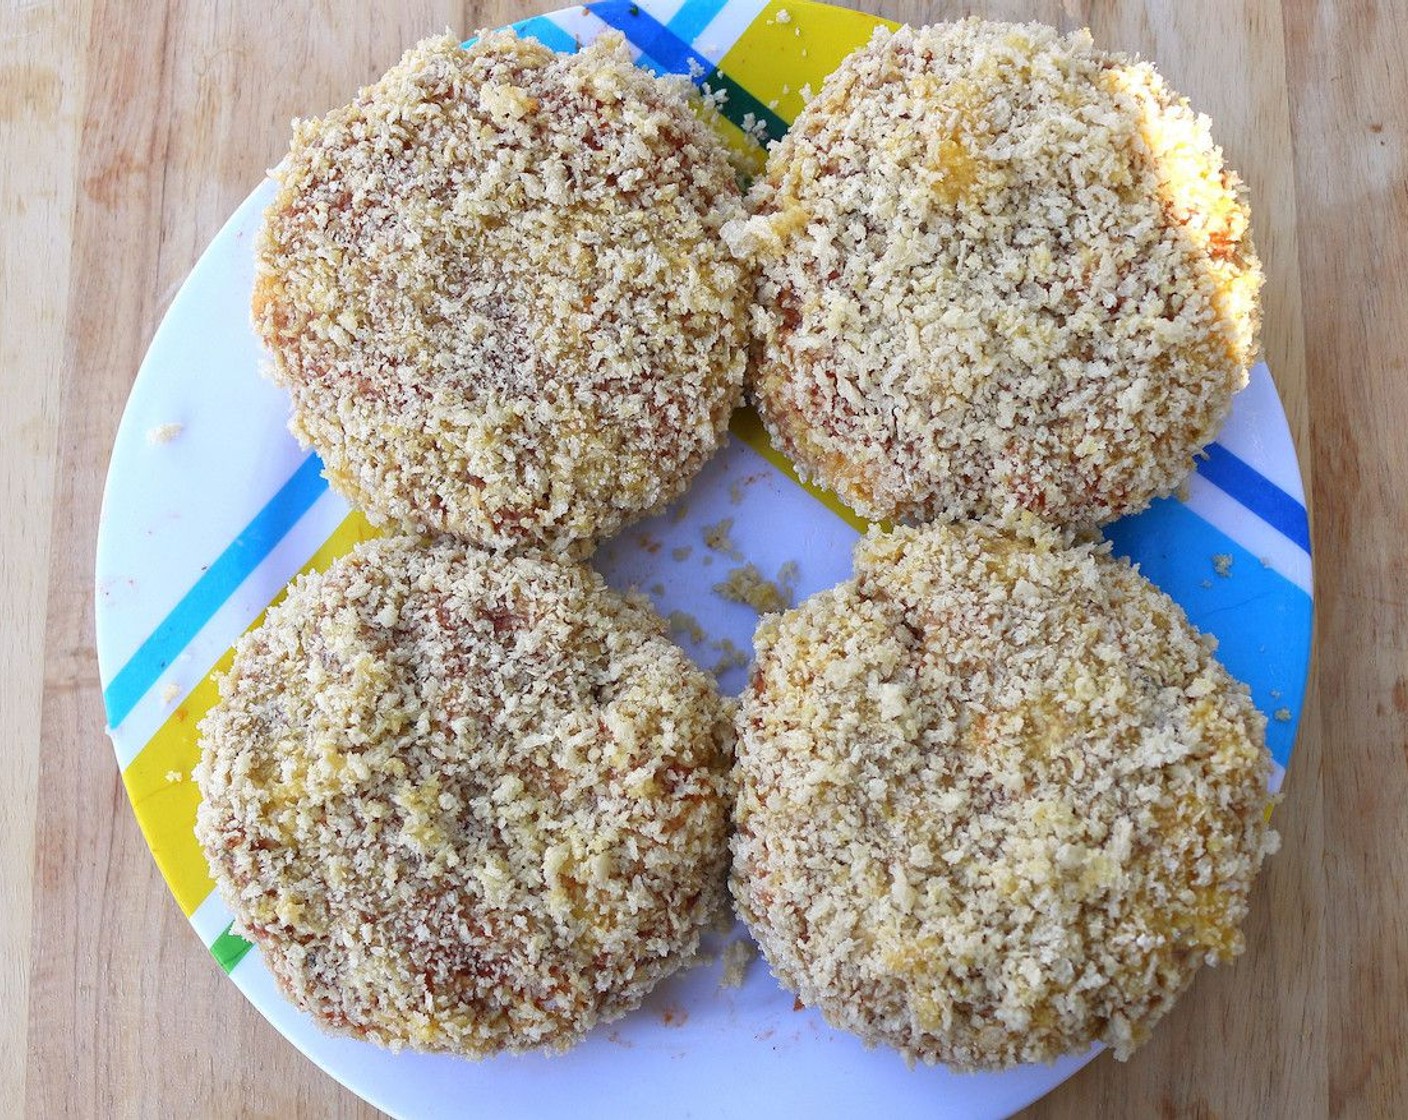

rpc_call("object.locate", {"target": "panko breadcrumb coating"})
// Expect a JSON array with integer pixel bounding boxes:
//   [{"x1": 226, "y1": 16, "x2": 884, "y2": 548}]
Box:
[
  {"x1": 195, "y1": 536, "x2": 734, "y2": 1055},
  {"x1": 254, "y1": 32, "x2": 750, "y2": 556},
  {"x1": 731, "y1": 517, "x2": 1277, "y2": 1069},
  {"x1": 729, "y1": 20, "x2": 1263, "y2": 527}
]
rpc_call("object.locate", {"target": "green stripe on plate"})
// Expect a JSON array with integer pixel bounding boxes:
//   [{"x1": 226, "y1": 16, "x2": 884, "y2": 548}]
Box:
[
  {"x1": 707, "y1": 66, "x2": 789, "y2": 144},
  {"x1": 211, "y1": 921, "x2": 255, "y2": 974}
]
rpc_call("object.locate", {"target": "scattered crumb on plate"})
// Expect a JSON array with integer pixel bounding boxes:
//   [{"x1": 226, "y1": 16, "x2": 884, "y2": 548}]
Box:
[
  {"x1": 713, "y1": 563, "x2": 798, "y2": 614},
  {"x1": 703, "y1": 517, "x2": 743, "y2": 560},
  {"x1": 146, "y1": 422, "x2": 184, "y2": 445},
  {"x1": 668, "y1": 609, "x2": 707, "y2": 645},
  {"x1": 720, "y1": 938, "x2": 758, "y2": 989},
  {"x1": 710, "y1": 637, "x2": 750, "y2": 676}
]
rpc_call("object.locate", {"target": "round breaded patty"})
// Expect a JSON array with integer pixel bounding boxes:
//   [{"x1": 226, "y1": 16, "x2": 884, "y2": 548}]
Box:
[
  {"x1": 729, "y1": 20, "x2": 1263, "y2": 527},
  {"x1": 731, "y1": 517, "x2": 1277, "y2": 1069},
  {"x1": 253, "y1": 32, "x2": 750, "y2": 556},
  {"x1": 195, "y1": 536, "x2": 734, "y2": 1055}
]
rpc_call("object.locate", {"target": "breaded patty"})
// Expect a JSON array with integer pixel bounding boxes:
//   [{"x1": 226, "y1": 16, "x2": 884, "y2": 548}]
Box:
[
  {"x1": 254, "y1": 32, "x2": 750, "y2": 556},
  {"x1": 195, "y1": 536, "x2": 734, "y2": 1055},
  {"x1": 729, "y1": 20, "x2": 1262, "y2": 527},
  {"x1": 731, "y1": 517, "x2": 1277, "y2": 1069}
]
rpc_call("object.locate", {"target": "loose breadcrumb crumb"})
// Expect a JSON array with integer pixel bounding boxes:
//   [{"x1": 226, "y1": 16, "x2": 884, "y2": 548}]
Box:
[
  {"x1": 720, "y1": 937, "x2": 758, "y2": 988},
  {"x1": 161, "y1": 681, "x2": 181, "y2": 705},
  {"x1": 702, "y1": 518, "x2": 744, "y2": 560},
  {"x1": 1273, "y1": 708, "x2": 1292, "y2": 722},
  {"x1": 690, "y1": 944, "x2": 718, "y2": 968},
  {"x1": 710, "y1": 899, "x2": 738, "y2": 934},
  {"x1": 253, "y1": 32, "x2": 749, "y2": 556},
  {"x1": 146, "y1": 423, "x2": 184, "y2": 445},
  {"x1": 1213, "y1": 553, "x2": 1234, "y2": 577},
  {"x1": 732, "y1": 516, "x2": 1275, "y2": 1070},
  {"x1": 196, "y1": 536, "x2": 733, "y2": 1056},
  {"x1": 668, "y1": 609, "x2": 707, "y2": 645},
  {"x1": 713, "y1": 563, "x2": 797, "y2": 614},
  {"x1": 710, "y1": 637, "x2": 750, "y2": 676},
  {"x1": 164, "y1": 770, "x2": 184, "y2": 783},
  {"x1": 730, "y1": 20, "x2": 1262, "y2": 528},
  {"x1": 775, "y1": 9, "x2": 792, "y2": 24}
]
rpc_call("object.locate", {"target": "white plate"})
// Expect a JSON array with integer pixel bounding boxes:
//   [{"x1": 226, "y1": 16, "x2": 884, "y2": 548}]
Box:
[{"x1": 96, "y1": 3, "x2": 1313, "y2": 1116}]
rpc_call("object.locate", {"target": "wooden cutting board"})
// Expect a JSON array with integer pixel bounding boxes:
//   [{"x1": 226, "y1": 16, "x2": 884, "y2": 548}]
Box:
[{"x1": 3, "y1": 1, "x2": 1405, "y2": 1116}]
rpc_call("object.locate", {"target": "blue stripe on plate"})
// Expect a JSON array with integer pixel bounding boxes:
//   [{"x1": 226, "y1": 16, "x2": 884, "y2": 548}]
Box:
[
  {"x1": 667, "y1": 0, "x2": 731, "y2": 43},
  {"x1": 1104, "y1": 496, "x2": 1313, "y2": 769},
  {"x1": 630, "y1": 52, "x2": 675, "y2": 77},
  {"x1": 512, "y1": 15, "x2": 581, "y2": 55},
  {"x1": 589, "y1": 0, "x2": 714, "y2": 80},
  {"x1": 102, "y1": 454, "x2": 329, "y2": 730},
  {"x1": 1197, "y1": 442, "x2": 1311, "y2": 555}
]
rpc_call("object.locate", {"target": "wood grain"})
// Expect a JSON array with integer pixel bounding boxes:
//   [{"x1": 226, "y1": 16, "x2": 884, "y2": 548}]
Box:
[
  {"x1": 2, "y1": 0, "x2": 1401, "y2": 1116},
  {"x1": 0, "y1": 0, "x2": 92, "y2": 1112},
  {"x1": 1284, "y1": 5, "x2": 1408, "y2": 1117}
]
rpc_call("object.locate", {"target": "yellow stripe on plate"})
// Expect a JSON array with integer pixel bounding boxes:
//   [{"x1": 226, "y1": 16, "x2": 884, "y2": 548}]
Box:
[
  {"x1": 717, "y1": 0, "x2": 896, "y2": 127},
  {"x1": 121, "y1": 510, "x2": 381, "y2": 917}
]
